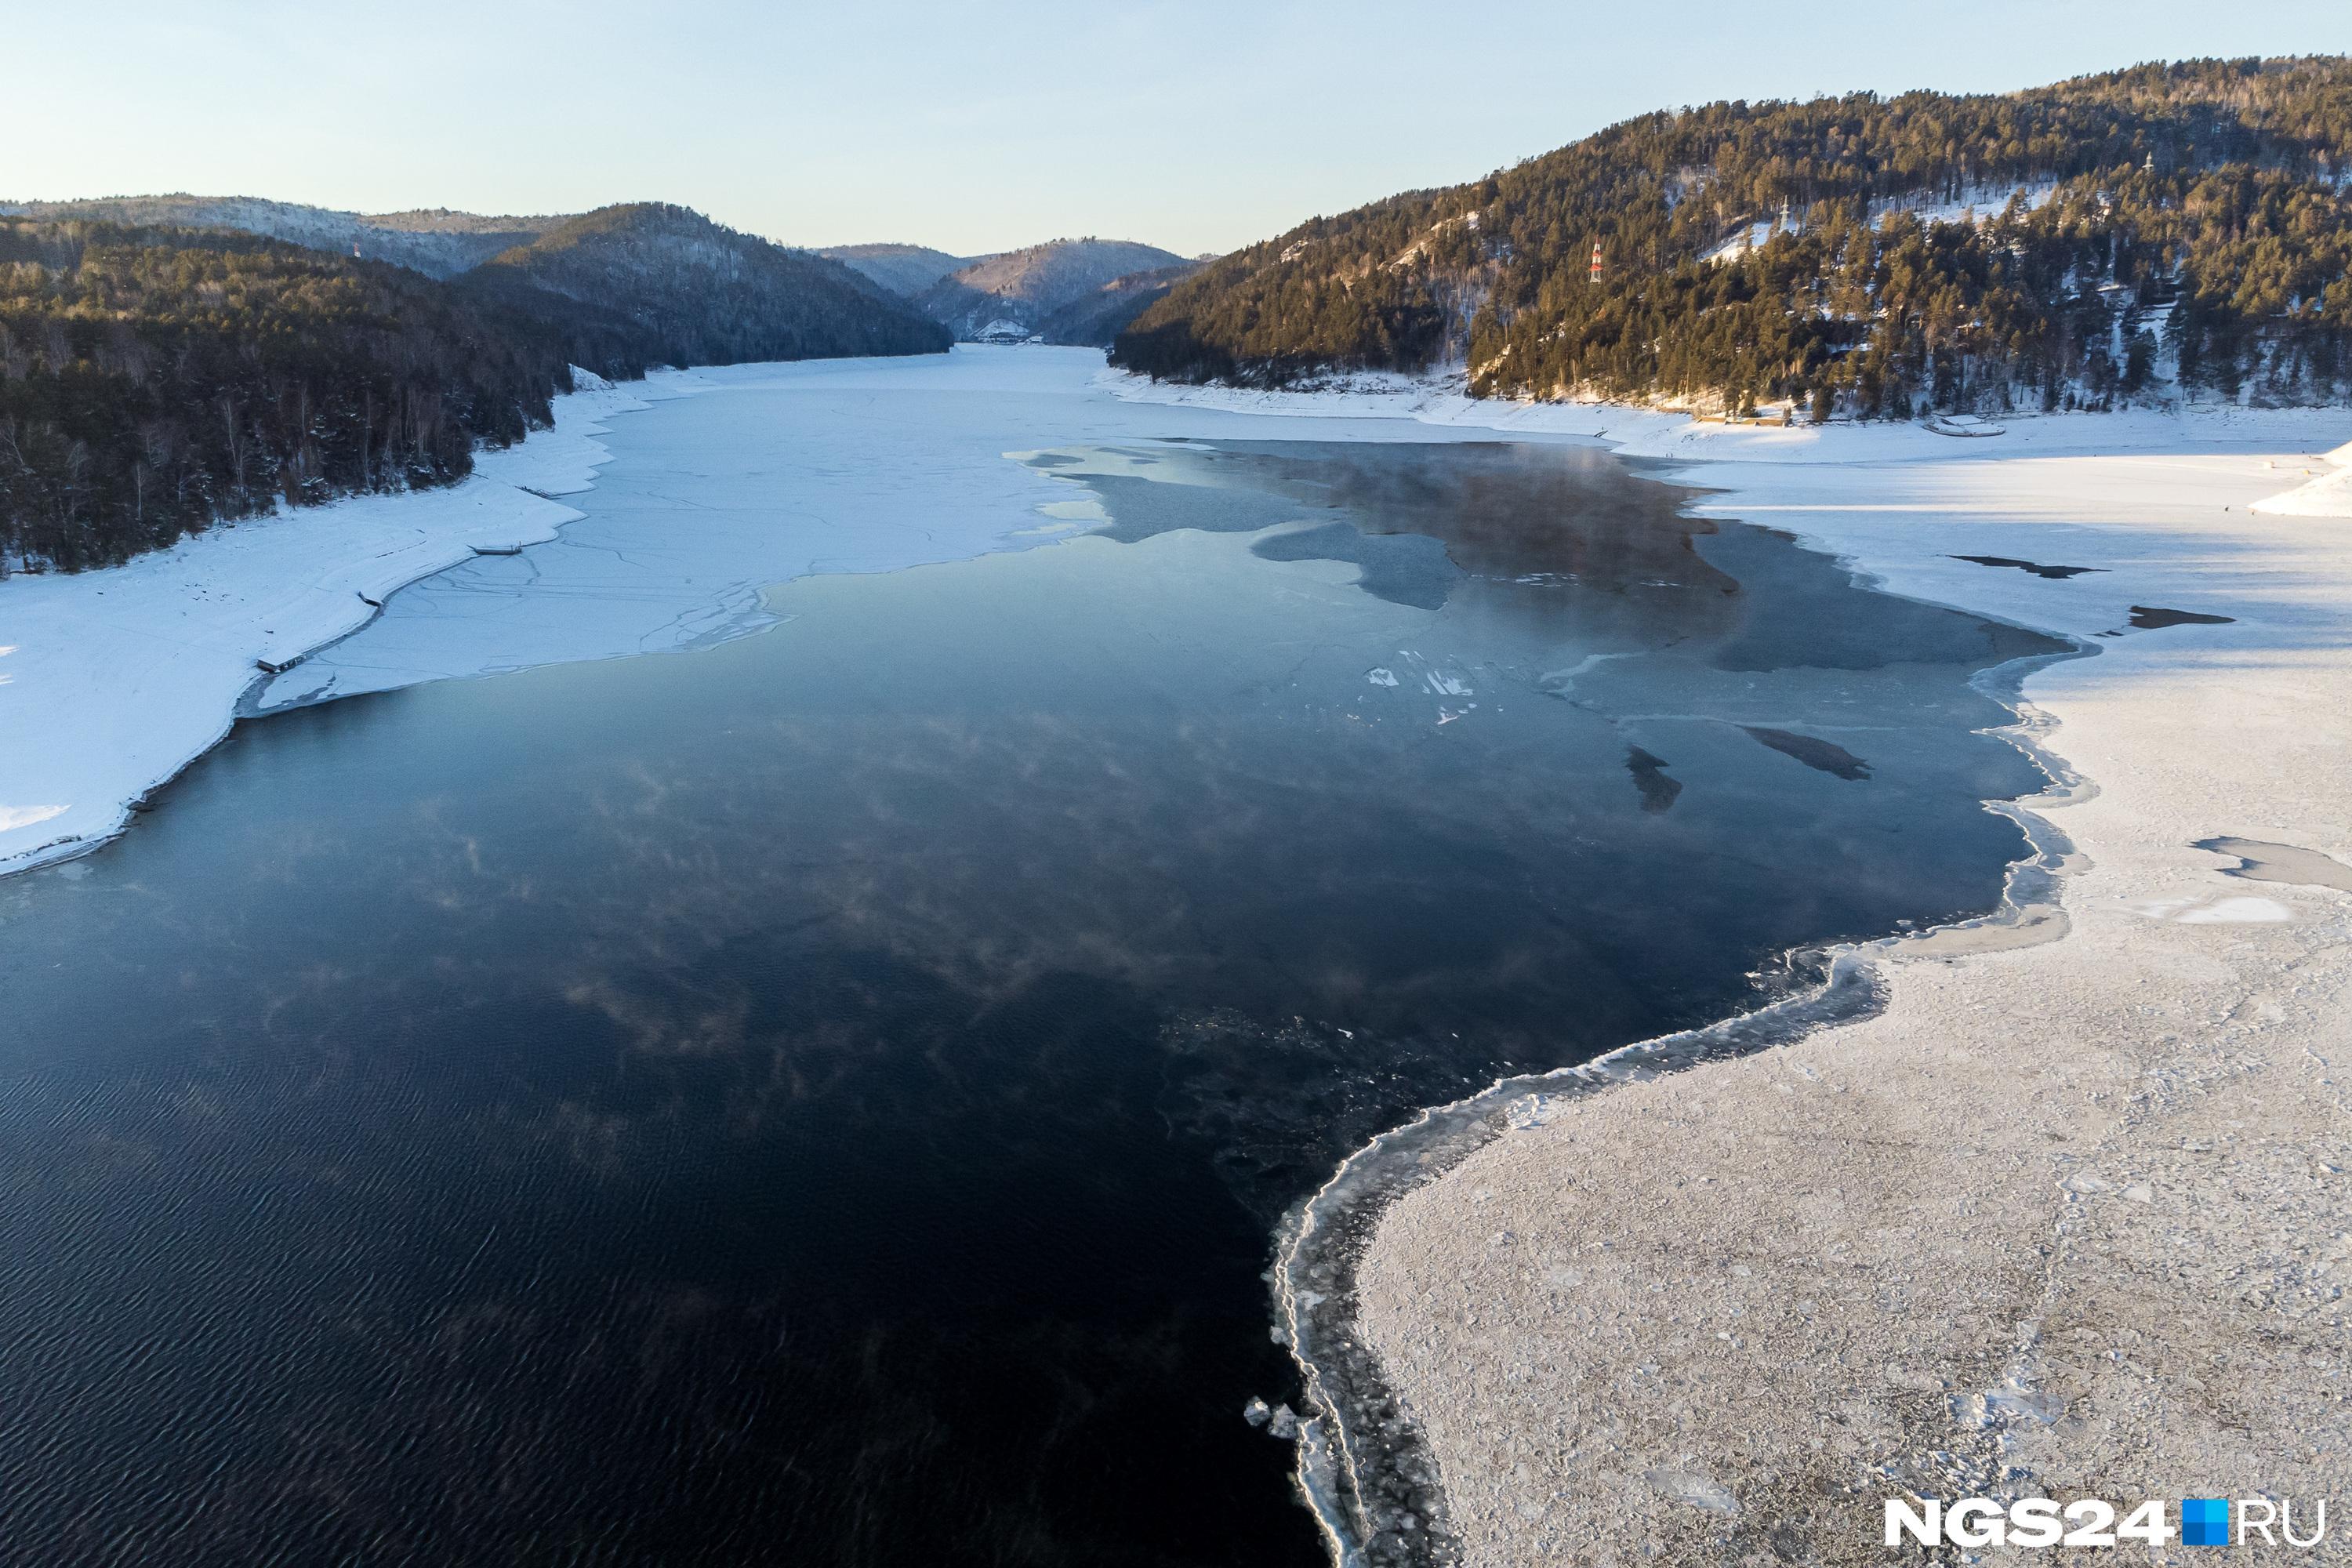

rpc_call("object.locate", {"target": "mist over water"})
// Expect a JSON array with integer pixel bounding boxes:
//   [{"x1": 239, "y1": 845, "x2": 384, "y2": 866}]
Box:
[{"x1": 0, "y1": 409, "x2": 2060, "y2": 1564}]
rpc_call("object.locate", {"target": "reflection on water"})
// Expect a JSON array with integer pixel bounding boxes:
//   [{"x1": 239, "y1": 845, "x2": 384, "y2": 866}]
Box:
[{"x1": 0, "y1": 431, "x2": 2062, "y2": 1565}]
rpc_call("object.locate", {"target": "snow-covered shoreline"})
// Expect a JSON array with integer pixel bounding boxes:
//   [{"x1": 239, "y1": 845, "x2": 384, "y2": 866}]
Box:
[
  {"x1": 1099, "y1": 360, "x2": 2352, "y2": 477},
  {"x1": 0, "y1": 372, "x2": 661, "y2": 874},
  {"x1": 1102, "y1": 368, "x2": 2352, "y2": 1565}
]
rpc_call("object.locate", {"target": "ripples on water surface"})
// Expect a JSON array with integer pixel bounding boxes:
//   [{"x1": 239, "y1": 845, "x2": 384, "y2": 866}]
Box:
[{"x1": 0, "y1": 393, "x2": 2063, "y2": 1565}]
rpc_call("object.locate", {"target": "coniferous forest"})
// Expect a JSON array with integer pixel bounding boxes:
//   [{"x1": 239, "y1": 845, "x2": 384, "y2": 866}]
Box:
[
  {"x1": 1116, "y1": 59, "x2": 2352, "y2": 419},
  {"x1": 0, "y1": 206, "x2": 946, "y2": 572}
]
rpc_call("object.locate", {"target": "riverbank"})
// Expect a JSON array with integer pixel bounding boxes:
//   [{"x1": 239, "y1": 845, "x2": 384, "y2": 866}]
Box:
[
  {"x1": 1112, "y1": 371, "x2": 2352, "y2": 1564},
  {"x1": 0, "y1": 372, "x2": 658, "y2": 873}
]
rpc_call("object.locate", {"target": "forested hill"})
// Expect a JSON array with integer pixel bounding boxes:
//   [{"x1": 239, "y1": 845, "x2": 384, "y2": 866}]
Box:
[
  {"x1": 1116, "y1": 57, "x2": 2352, "y2": 418},
  {"x1": 0, "y1": 224, "x2": 581, "y2": 570},
  {"x1": 0, "y1": 205, "x2": 946, "y2": 572},
  {"x1": 469, "y1": 205, "x2": 949, "y2": 367}
]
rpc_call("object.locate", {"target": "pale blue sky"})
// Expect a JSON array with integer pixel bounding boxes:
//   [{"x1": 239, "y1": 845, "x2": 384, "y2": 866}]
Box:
[{"x1": 9, "y1": 1, "x2": 2350, "y2": 256}]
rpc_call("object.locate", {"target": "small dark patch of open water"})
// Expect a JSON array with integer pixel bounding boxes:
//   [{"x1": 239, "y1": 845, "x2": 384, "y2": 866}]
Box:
[
  {"x1": 1951, "y1": 554, "x2": 2103, "y2": 579},
  {"x1": 2129, "y1": 604, "x2": 2236, "y2": 629},
  {"x1": 0, "y1": 431, "x2": 2062, "y2": 1565}
]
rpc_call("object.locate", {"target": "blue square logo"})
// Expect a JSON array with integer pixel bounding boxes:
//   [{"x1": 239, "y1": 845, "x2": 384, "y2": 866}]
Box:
[{"x1": 2181, "y1": 1497, "x2": 2230, "y2": 1547}]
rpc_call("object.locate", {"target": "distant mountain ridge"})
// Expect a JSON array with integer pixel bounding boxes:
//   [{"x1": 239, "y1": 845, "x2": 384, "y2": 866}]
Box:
[
  {"x1": 817, "y1": 243, "x2": 989, "y2": 297},
  {"x1": 24, "y1": 198, "x2": 1203, "y2": 354},
  {"x1": 1118, "y1": 56, "x2": 2352, "y2": 418},
  {"x1": 464, "y1": 205, "x2": 947, "y2": 370},
  {"x1": 913, "y1": 238, "x2": 1194, "y2": 342},
  {"x1": 0, "y1": 194, "x2": 569, "y2": 278}
]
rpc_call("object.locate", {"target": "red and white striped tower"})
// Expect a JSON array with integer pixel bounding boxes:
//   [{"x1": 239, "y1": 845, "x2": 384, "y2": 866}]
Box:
[{"x1": 1588, "y1": 240, "x2": 1604, "y2": 285}]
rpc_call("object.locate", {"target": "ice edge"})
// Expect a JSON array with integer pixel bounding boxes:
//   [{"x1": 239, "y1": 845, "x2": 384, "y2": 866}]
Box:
[
  {"x1": 0, "y1": 376, "x2": 658, "y2": 880},
  {"x1": 1272, "y1": 636, "x2": 2096, "y2": 1568}
]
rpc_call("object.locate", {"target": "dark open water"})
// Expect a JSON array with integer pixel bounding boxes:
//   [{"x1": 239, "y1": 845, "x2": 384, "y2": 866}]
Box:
[{"x1": 0, "y1": 423, "x2": 2060, "y2": 1566}]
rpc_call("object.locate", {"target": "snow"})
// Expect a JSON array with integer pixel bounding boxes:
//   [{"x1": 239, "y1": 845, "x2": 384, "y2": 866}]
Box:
[
  {"x1": 1699, "y1": 180, "x2": 2062, "y2": 263},
  {"x1": 0, "y1": 376, "x2": 648, "y2": 872},
  {"x1": 1872, "y1": 178, "x2": 2060, "y2": 230},
  {"x1": 1101, "y1": 361, "x2": 2352, "y2": 476},
  {"x1": 1922, "y1": 413, "x2": 2005, "y2": 438},
  {"x1": 1699, "y1": 218, "x2": 1787, "y2": 266},
  {"x1": 2251, "y1": 461, "x2": 2352, "y2": 517}
]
